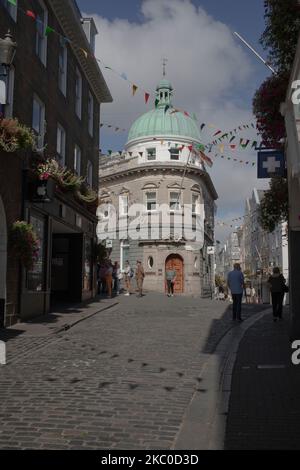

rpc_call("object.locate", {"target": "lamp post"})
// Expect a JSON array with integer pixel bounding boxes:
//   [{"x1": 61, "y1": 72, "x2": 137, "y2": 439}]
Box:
[
  {"x1": 0, "y1": 31, "x2": 17, "y2": 108},
  {"x1": 0, "y1": 31, "x2": 17, "y2": 75}
]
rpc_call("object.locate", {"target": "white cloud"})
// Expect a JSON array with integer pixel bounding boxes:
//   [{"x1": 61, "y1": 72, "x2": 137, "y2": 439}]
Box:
[{"x1": 89, "y1": 0, "x2": 268, "y2": 241}]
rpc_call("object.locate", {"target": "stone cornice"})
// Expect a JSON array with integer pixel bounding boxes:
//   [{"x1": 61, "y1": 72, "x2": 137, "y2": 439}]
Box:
[
  {"x1": 49, "y1": 0, "x2": 112, "y2": 104},
  {"x1": 99, "y1": 163, "x2": 218, "y2": 200}
]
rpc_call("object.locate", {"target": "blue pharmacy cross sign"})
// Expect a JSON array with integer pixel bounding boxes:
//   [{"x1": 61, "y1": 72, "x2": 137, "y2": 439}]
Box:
[{"x1": 257, "y1": 150, "x2": 285, "y2": 179}]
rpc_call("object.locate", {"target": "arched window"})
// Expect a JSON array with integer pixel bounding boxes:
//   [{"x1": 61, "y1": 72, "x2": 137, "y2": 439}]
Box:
[{"x1": 148, "y1": 256, "x2": 154, "y2": 269}]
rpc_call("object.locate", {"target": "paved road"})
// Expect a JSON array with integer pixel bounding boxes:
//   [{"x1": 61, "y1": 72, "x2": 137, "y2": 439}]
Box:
[{"x1": 0, "y1": 294, "x2": 263, "y2": 450}]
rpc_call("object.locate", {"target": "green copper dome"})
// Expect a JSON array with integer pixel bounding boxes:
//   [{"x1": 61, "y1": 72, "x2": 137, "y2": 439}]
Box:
[{"x1": 126, "y1": 79, "x2": 201, "y2": 145}]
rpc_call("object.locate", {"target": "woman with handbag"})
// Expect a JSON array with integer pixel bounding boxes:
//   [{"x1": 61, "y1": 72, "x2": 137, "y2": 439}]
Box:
[{"x1": 267, "y1": 267, "x2": 288, "y2": 322}]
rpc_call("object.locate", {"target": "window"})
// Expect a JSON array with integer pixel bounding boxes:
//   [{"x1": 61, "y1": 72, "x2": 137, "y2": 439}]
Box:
[
  {"x1": 119, "y1": 195, "x2": 128, "y2": 216},
  {"x1": 74, "y1": 145, "x2": 81, "y2": 175},
  {"x1": 58, "y1": 38, "x2": 67, "y2": 96},
  {"x1": 146, "y1": 192, "x2": 157, "y2": 212},
  {"x1": 192, "y1": 194, "x2": 201, "y2": 214},
  {"x1": 4, "y1": 66, "x2": 14, "y2": 118},
  {"x1": 120, "y1": 240, "x2": 130, "y2": 271},
  {"x1": 147, "y1": 148, "x2": 156, "y2": 161},
  {"x1": 170, "y1": 148, "x2": 179, "y2": 160},
  {"x1": 170, "y1": 191, "x2": 181, "y2": 211},
  {"x1": 75, "y1": 68, "x2": 82, "y2": 118},
  {"x1": 56, "y1": 124, "x2": 66, "y2": 166},
  {"x1": 3, "y1": 0, "x2": 17, "y2": 21},
  {"x1": 88, "y1": 90, "x2": 94, "y2": 136},
  {"x1": 35, "y1": 1, "x2": 48, "y2": 65},
  {"x1": 27, "y1": 215, "x2": 45, "y2": 291},
  {"x1": 87, "y1": 160, "x2": 93, "y2": 187},
  {"x1": 148, "y1": 256, "x2": 154, "y2": 269},
  {"x1": 32, "y1": 95, "x2": 45, "y2": 148}
]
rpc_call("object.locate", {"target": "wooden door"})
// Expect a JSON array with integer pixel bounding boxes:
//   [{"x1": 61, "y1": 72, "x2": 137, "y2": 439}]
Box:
[{"x1": 165, "y1": 255, "x2": 184, "y2": 294}]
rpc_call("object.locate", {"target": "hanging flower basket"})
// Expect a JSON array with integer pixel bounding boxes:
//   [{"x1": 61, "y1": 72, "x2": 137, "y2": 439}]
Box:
[
  {"x1": 0, "y1": 117, "x2": 36, "y2": 153},
  {"x1": 35, "y1": 159, "x2": 85, "y2": 192},
  {"x1": 9, "y1": 221, "x2": 40, "y2": 270}
]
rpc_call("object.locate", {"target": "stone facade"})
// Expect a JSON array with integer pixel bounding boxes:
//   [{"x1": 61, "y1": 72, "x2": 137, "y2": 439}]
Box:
[{"x1": 98, "y1": 157, "x2": 217, "y2": 297}]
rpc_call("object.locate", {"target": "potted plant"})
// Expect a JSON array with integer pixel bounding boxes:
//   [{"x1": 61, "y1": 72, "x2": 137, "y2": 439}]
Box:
[
  {"x1": 0, "y1": 117, "x2": 36, "y2": 153},
  {"x1": 9, "y1": 221, "x2": 40, "y2": 270}
]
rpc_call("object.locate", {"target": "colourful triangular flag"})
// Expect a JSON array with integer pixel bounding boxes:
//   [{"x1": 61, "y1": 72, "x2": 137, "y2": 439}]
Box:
[
  {"x1": 132, "y1": 85, "x2": 138, "y2": 96},
  {"x1": 213, "y1": 130, "x2": 222, "y2": 136},
  {"x1": 145, "y1": 93, "x2": 150, "y2": 104},
  {"x1": 155, "y1": 99, "x2": 159, "y2": 108},
  {"x1": 200, "y1": 123, "x2": 206, "y2": 131},
  {"x1": 45, "y1": 26, "x2": 55, "y2": 36},
  {"x1": 121, "y1": 72, "x2": 128, "y2": 80},
  {"x1": 26, "y1": 10, "x2": 36, "y2": 19},
  {"x1": 8, "y1": 0, "x2": 17, "y2": 5}
]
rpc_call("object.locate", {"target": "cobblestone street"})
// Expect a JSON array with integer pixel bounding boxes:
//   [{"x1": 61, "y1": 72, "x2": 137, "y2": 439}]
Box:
[{"x1": 0, "y1": 295, "x2": 265, "y2": 450}]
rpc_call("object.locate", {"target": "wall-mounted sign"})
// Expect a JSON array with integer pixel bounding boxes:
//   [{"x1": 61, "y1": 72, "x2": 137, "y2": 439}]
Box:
[
  {"x1": 106, "y1": 239, "x2": 113, "y2": 249},
  {"x1": 207, "y1": 246, "x2": 215, "y2": 255},
  {"x1": 257, "y1": 150, "x2": 285, "y2": 178}
]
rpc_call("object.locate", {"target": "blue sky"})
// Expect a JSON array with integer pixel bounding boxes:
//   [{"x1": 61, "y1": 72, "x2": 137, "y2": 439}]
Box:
[{"x1": 76, "y1": 0, "x2": 270, "y2": 237}]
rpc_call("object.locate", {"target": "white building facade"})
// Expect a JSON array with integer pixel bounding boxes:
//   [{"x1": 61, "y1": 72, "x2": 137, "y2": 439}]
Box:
[{"x1": 97, "y1": 79, "x2": 218, "y2": 296}]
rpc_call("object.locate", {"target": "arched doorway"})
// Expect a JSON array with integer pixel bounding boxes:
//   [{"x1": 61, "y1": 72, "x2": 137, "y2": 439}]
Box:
[
  {"x1": 165, "y1": 254, "x2": 184, "y2": 294},
  {"x1": 0, "y1": 197, "x2": 7, "y2": 327}
]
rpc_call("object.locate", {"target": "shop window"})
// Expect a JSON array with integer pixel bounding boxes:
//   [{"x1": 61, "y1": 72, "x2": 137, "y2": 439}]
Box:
[{"x1": 26, "y1": 215, "x2": 45, "y2": 292}]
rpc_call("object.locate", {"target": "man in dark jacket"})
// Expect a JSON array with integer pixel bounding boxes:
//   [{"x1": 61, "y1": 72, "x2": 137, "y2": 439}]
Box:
[{"x1": 267, "y1": 267, "x2": 287, "y2": 321}]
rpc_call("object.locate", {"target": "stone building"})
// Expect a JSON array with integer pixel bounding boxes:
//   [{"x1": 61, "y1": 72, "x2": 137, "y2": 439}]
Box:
[
  {"x1": 0, "y1": 0, "x2": 112, "y2": 326},
  {"x1": 97, "y1": 79, "x2": 218, "y2": 296}
]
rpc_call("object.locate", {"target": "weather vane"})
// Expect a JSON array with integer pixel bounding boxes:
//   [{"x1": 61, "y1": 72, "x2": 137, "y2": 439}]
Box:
[{"x1": 162, "y1": 58, "x2": 168, "y2": 77}]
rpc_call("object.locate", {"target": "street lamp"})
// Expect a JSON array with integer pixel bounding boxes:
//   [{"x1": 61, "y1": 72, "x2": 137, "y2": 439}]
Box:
[{"x1": 0, "y1": 31, "x2": 17, "y2": 76}]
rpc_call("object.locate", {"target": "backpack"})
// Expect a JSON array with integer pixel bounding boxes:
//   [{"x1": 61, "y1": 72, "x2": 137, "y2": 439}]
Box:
[{"x1": 129, "y1": 268, "x2": 134, "y2": 278}]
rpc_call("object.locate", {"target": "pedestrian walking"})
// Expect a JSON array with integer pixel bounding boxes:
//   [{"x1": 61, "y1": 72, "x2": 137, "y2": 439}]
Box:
[
  {"x1": 245, "y1": 286, "x2": 251, "y2": 304},
  {"x1": 267, "y1": 267, "x2": 288, "y2": 322},
  {"x1": 165, "y1": 268, "x2": 176, "y2": 297},
  {"x1": 105, "y1": 260, "x2": 113, "y2": 298},
  {"x1": 135, "y1": 260, "x2": 145, "y2": 297},
  {"x1": 98, "y1": 262, "x2": 107, "y2": 295},
  {"x1": 124, "y1": 260, "x2": 133, "y2": 296},
  {"x1": 251, "y1": 286, "x2": 256, "y2": 304},
  {"x1": 227, "y1": 263, "x2": 245, "y2": 322},
  {"x1": 218, "y1": 285, "x2": 225, "y2": 301},
  {"x1": 113, "y1": 261, "x2": 122, "y2": 295}
]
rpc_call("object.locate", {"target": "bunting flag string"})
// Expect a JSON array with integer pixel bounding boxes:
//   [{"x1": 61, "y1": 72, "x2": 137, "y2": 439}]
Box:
[
  {"x1": 211, "y1": 139, "x2": 261, "y2": 153},
  {"x1": 5, "y1": 0, "x2": 153, "y2": 104},
  {"x1": 203, "y1": 121, "x2": 258, "y2": 148},
  {"x1": 212, "y1": 152, "x2": 256, "y2": 167},
  {"x1": 100, "y1": 123, "x2": 127, "y2": 132}
]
